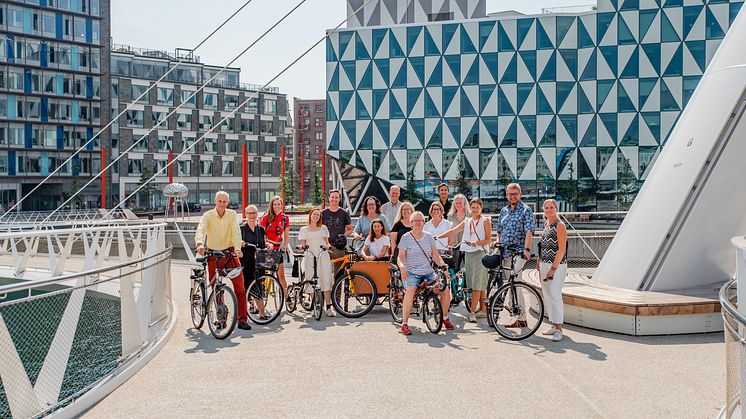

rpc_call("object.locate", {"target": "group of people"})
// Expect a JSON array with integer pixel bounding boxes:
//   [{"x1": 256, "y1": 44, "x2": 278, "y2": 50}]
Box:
[{"x1": 194, "y1": 181, "x2": 568, "y2": 341}]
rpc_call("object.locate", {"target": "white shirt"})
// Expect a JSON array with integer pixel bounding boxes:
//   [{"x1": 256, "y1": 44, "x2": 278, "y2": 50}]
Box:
[
  {"x1": 424, "y1": 218, "x2": 452, "y2": 251},
  {"x1": 380, "y1": 201, "x2": 402, "y2": 228},
  {"x1": 363, "y1": 235, "x2": 390, "y2": 258},
  {"x1": 461, "y1": 216, "x2": 488, "y2": 253}
]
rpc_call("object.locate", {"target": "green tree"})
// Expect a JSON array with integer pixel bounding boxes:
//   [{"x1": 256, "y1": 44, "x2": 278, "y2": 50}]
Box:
[
  {"x1": 312, "y1": 165, "x2": 323, "y2": 206},
  {"x1": 138, "y1": 168, "x2": 158, "y2": 209},
  {"x1": 616, "y1": 158, "x2": 636, "y2": 210},
  {"x1": 68, "y1": 176, "x2": 83, "y2": 208},
  {"x1": 557, "y1": 162, "x2": 577, "y2": 210},
  {"x1": 405, "y1": 168, "x2": 421, "y2": 202},
  {"x1": 456, "y1": 154, "x2": 470, "y2": 197}
]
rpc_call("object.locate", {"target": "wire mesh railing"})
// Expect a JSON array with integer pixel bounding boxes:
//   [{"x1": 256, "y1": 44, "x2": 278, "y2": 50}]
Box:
[
  {"x1": 720, "y1": 279, "x2": 744, "y2": 419},
  {"x1": 0, "y1": 228, "x2": 173, "y2": 418}
]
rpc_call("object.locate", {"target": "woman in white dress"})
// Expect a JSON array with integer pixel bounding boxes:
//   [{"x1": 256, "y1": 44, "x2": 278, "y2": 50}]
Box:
[{"x1": 297, "y1": 208, "x2": 335, "y2": 317}]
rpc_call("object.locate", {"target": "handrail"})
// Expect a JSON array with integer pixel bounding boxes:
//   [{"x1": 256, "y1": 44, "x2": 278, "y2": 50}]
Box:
[
  {"x1": 0, "y1": 243, "x2": 173, "y2": 296},
  {"x1": 720, "y1": 279, "x2": 746, "y2": 341},
  {"x1": 0, "y1": 221, "x2": 166, "y2": 240}
]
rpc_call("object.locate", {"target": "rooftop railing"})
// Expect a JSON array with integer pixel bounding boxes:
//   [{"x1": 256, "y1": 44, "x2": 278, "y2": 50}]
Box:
[
  {"x1": 541, "y1": 4, "x2": 597, "y2": 14},
  {"x1": 719, "y1": 236, "x2": 746, "y2": 419}
]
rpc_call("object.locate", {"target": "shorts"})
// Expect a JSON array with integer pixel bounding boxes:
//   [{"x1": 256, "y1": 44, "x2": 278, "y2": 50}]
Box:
[{"x1": 404, "y1": 271, "x2": 438, "y2": 289}]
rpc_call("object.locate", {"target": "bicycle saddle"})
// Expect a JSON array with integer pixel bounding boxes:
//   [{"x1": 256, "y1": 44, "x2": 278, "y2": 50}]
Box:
[
  {"x1": 196, "y1": 256, "x2": 208, "y2": 263},
  {"x1": 225, "y1": 267, "x2": 243, "y2": 280}
]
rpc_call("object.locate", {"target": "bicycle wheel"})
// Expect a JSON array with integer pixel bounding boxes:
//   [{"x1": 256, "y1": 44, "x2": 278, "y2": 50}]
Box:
[
  {"x1": 422, "y1": 293, "x2": 443, "y2": 334},
  {"x1": 207, "y1": 285, "x2": 237, "y2": 340},
  {"x1": 488, "y1": 282, "x2": 544, "y2": 341},
  {"x1": 300, "y1": 285, "x2": 314, "y2": 312},
  {"x1": 189, "y1": 281, "x2": 206, "y2": 329},
  {"x1": 286, "y1": 286, "x2": 298, "y2": 313},
  {"x1": 331, "y1": 272, "x2": 377, "y2": 318},
  {"x1": 388, "y1": 283, "x2": 404, "y2": 324},
  {"x1": 247, "y1": 275, "x2": 284, "y2": 325},
  {"x1": 312, "y1": 289, "x2": 323, "y2": 320}
]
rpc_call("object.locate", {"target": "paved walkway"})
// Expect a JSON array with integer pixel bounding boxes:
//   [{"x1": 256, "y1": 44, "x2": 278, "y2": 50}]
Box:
[{"x1": 84, "y1": 262, "x2": 725, "y2": 418}]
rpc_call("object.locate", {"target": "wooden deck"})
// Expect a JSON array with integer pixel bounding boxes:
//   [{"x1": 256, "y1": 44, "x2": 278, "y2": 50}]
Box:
[{"x1": 522, "y1": 269, "x2": 724, "y2": 335}]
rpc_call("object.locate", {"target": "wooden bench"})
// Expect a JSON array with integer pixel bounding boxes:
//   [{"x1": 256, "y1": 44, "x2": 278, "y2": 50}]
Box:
[{"x1": 523, "y1": 270, "x2": 723, "y2": 335}]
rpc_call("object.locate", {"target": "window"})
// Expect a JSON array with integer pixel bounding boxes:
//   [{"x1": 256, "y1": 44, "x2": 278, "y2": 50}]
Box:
[
  {"x1": 157, "y1": 87, "x2": 173, "y2": 106},
  {"x1": 91, "y1": 0, "x2": 100, "y2": 15},
  {"x1": 128, "y1": 159, "x2": 144, "y2": 174},
  {"x1": 133, "y1": 135, "x2": 148, "y2": 152},
  {"x1": 157, "y1": 136, "x2": 173, "y2": 152},
  {"x1": 8, "y1": 7, "x2": 23, "y2": 29},
  {"x1": 125, "y1": 110, "x2": 144, "y2": 128},
  {"x1": 261, "y1": 161, "x2": 273, "y2": 176},
  {"x1": 131, "y1": 85, "x2": 149, "y2": 104},
  {"x1": 203, "y1": 93, "x2": 217, "y2": 110},
  {"x1": 74, "y1": 18, "x2": 86, "y2": 42},
  {"x1": 260, "y1": 120, "x2": 274, "y2": 135},
  {"x1": 177, "y1": 160, "x2": 191, "y2": 176},
  {"x1": 200, "y1": 160, "x2": 213, "y2": 175},
  {"x1": 181, "y1": 136, "x2": 196, "y2": 152},
  {"x1": 203, "y1": 138, "x2": 218, "y2": 154},
  {"x1": 315, "y1": 118, "x2": 323, "y2": 127},
  {"x1": 265, "y1": 141, "x2": 277, "y2": 156},
  {"x1": 225, "y1": 139, "x2": 238, "y2": 154},
  {"x1": 0, "y1": 155, "x2": 7, "y2": 174},
  {"x1": 91, "y1": 20, "x2": 100, "y2": 43},
  {"x1": 315, "y1": 132, "x2": 324, "y2": 141},
  {"x1": 240, "y1": 119, "x2": 254, "y2": 134},
  {"x1": 91, "y1": 50, "x2": 101, "y2": 72},
  {"x1": 25, "y1": 99, "x2": 41, "y2": 119},
  {"x1": 44, "y1": 73, "x2": 55, "y2": 94},
  {"x1": 246, "y1": 97, "x2": 258, "y2": 113},
  {"x1": 8, "y1": 69, "x2": 23, "y2": 91},
  {"x1": 222, "y1": 161, "x2": 234, "y2": 176},
  {"x1": 44, "y1": 128, "x2": 57, "y2": 147},
  {"x1": 58, "y1": 45, "x2": 71, "y2": 66},
  {"x1": 428, "y1": 12, "x2": 454, "y2": 22},
  {"x1": 153, "y1": 159, "x2": 168, "y2": 174},
  {"x1": 9, "y1": 126, "x2": 24, "y2": 146},
  {"x1": 180, "y1": 89, "x2": 196, "y2": 107},
  {"x1": 152, "y1": 111, "x2": 167, "y2": 128},
  {"x1": 220, "y1": 117, "x2": 233, "y2": 133},
  {"x1": 26, "y1": 41, "x2": 41, "y2": 64},
  {"x1": 199, "y1": 115, "x2": 213, "y2": 131},
  {"x1": 247, "y1": 139, "x2": 258, "y2": 154},
  {"x1": 176, "y1": 113, "x2": 192, "y2": 130},
  {"x1": 43, "y1": 13, "x2": 56, "y2": 36},
  {"x1": 315, "y1": 104, "x2": 324, "y2": 113},
  {"x1": 301, "y1": 118, "x2": 310, "y2": 129},
  {"x1": 224, "y1": 94, "x2": 239, "y2": 111},
  {"x1": 263, "y1": 99, "x2": 277, "y2": 115}
]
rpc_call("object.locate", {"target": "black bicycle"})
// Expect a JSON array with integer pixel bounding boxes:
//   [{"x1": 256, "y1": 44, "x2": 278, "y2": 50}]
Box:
[
  {"x1": 286, "y1": 245, "x2": 326, "y2": 321},
  {"x1": 189, "y1": 250, "x2": 241, "y2": 339},
  {"x1": 484, "y1": 244, "x2": 544, "y2": 340},
  {"x1": 388, "y1": 266, "x2": 448, "y2": 334},
  {"x1": 243, "y1": 244, "x2": 285, "y2": 325}
]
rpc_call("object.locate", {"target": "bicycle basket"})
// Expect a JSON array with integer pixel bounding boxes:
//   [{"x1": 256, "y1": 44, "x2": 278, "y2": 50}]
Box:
[{"x1": 255, "y1": 250, "x2": 278, "y2": 270}]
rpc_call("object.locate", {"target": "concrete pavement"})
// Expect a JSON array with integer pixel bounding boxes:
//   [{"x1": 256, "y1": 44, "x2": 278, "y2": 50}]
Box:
[{"x1": 83, "y1": 262, "x2": 726, "y2": 418}]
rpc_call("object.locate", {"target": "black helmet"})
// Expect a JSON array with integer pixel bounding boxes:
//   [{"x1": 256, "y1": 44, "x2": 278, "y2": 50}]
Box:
[
  {"x1": 481, "y1": 253, "x2": 501, "y2": 269},
  {"x1": 332, "y1": 235, "x2": 348, "y2": 251}
]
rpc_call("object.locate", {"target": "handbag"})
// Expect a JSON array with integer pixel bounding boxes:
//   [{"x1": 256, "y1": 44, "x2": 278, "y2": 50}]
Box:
[{"x1": 291, "y1": 256, "x2": 299, "y2": 277}]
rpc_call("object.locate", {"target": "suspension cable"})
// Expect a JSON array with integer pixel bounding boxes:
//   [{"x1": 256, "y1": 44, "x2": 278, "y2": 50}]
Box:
[
  {"x1": 82, "y1": 0, "x2": 379, "y2": 227},
  {"x1": 0, "y1": 0, "x2": 258, "y2": 219}
]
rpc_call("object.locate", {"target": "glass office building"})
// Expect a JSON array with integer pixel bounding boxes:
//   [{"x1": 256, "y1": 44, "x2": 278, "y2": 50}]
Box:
[
  {"x1": 0, "y1": 0, "x2": 109, "y2": 211},
  {"x1": 326, "y1": 0, "x2": 744, "y2": 211}
]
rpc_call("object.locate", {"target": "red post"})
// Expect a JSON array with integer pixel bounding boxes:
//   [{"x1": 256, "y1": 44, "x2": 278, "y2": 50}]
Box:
[
  {"x1": 168, "y1": 149, "x2": 174, "y2": 210},
  {"x1": 299, "y1": 152, "x2": 305, "y2": 204},
  {"x1": 280, "y1": 145, "x2": 286, "y2": 203},
  {"x1": 321, "y1": 148, "x2": 326, "y2": 209},
  {"x1": 242, "y1": 143, "x2": 248, "y2": 220},
  {"x1": 101, "y1": 148, "x2": 106, "y2": 209}
]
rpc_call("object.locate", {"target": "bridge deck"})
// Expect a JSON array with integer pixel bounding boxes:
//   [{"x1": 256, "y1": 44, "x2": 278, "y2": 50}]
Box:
[{"x1": 80, "y1": 261, "x2": 726, "y2": 417}]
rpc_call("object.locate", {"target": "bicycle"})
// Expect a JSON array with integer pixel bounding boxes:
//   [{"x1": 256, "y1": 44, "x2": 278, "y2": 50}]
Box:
[
  {"x1": 286, "y1": 245, "x2": 325, "y2": 320},
  {"x1": 330, "y1": 246, "x2": 378, "y2": 318},
  {"x1": 189, "y1": 250, "x2": 241, "y2": 339},
  {"x1": 485, "y1": 243, "x2": 544, "y2": 340},
  {"x1": 243, "y1": 244, "x2": 285, "y2": 325},
  {"x1": 439, "y1": 244, "x2": 469, "y2": 311},
  {"x1": 388, "y1": 266, "x2": 448, "y2": 334}
]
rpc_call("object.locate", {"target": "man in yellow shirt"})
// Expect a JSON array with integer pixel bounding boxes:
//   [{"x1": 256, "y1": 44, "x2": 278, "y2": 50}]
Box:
[{"x1": 195, "y1": 191, "x2": 251, "y2": 331}]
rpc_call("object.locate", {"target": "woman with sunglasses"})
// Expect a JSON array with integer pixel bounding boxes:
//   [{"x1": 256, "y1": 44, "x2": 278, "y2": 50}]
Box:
[
  {"x1": 260, "y1": 196, "x2": 290, "y2": 295},
  {"x1": 241, "y1": 205, "x2": 273, "y2": 320}
]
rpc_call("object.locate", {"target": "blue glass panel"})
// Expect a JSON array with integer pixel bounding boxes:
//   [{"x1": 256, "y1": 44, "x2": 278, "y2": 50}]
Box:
[
  {"x1": 479, "y1": 85, "x2": 494, "y2": 114},
  {"x1": 462, "y1": 119, "x2": 479, "y2": 148},
  {"x1": 519, "y1": 50, "x2": 536, "y2": 80},
  {"x1": 705, "y1": 7, "x2": 726, "y2": 38},
  {"x1": 483, "y1": 53, "x2": 498, "y2": 83},
  {"x1": 40, "y1": 42, "x2": 48, "y2": 67},
  {"x1": 442, "y1": 86, "x2": 459, "y2": 114},
  {"x1": 410, "y1": 119, "x2": 425, "y2": 148},
  {"x1": 374, "y1": 120, "x2": 390, "y2": 147},
  {"x1": 618, "y1": 83, "x2": 636, "y2": 112},
  {"x1": 683, "y1": 6, "x2": 704, "y2": 39},
  {"x1": 372, "y1": 29, "x2": 387, "y2": 57},
  {"x1": 559, "y1": 49, "x2": 577, "y2": 77},
  {"x1": 460, "y1": 88, "x2": 477, "y2": 117},
  {"x1": 578, "y1": 19, "x2": 595, "y2": 48},
  {"x1": 391, "y1": 122, "x2": 407, "y2": 149},
  {"x1": 444, "y1": 117, "x2": 460, "y2": 147},
  {"x1": 389, "y1": 30, "x2": 404, "y2": 58},
  {"x1": 392, "y1": 62, "x2": 407, "y2": 88},
  {"x1": 685, "y1": 40, "x2": 706, "y2": 72},
  {"x1": 498, "y1": 88, "x2": 514, "y2": 115},
  {"x1": 410, "y1": 56, "x2": 425, "y2": 85},
  {"x1": 536, "y1": 21, "x2": 554, "y2": 50},
  {"x1": 461, "y1": 25, "x2": 477, "y2": 53},
  {"x1": 537, "y1": 88, "x2": 553, "y2": 114},
  {"x1": 619, "y1": 114, "x2": 639, "y2": 146},
  {"x1": 556, "y1": 82, "x2": 574, "y2": 111},
  {"x1": 424, "y1": 28, "x2": 440, "y2": 56},
  {"x1": 427, "y1": 58, "x2": 442, "y2": 87},
  {"x1": 641, "y1": 112, "x2": 660, "y2": 142},
  {"x1": 620, "y1": 0, "x2": 639, "y2": 10},
  {"x1": 356, "y1": 93, "x2": 370, "y2": 119},
  {"x1": 23, "y1": 9, "x2": 32, "y2": 33},
  {"x1": 660, "y1": 79, "x2": 680, "y2": 110},
  {"x1": 620, "y1": 47, "x2": 639, "y2": 79},
  {"x1": 56, "y1": 126, "x2": 64, "y2": 149},
  {"x1": 355, "y1": 33, "x2": 370, "y2": 60},
  {"x1": 497, "y1": 22, "x2": 515, "y2": 51},
  {"x1": 407, "y1": 26, "x2": 423, "y2": 55},
  {"x1": 639, "y1": 77, "x2": 657, "y2": 107},
  {"x1": 661, "y1": 12, "x2": 681, "y2": 42},
  {"x1": 444, "y1": 55, "x2": 461, "y2": 81},
  {"x1": 600, "y1": 46, "x2": 618, "y2": 77},
  {"x1": 539, "y1": 51, "x2": 556, "y2": 81},
  {"x1": 341, "y1": 61, "x2": 356, "y2": 89},
  {"x1": 519, "y1": 116, "x2": 536, "y2": 145},
  {"x1": 427, "y1": 120, "x2": 443, "y2": 149},
  {"x1": 86, "y1": 128, "x2": 94, "y2": 150},
  {"x1": 442, "y1": 24, "x2": 458, "y2": 52},
  {"x1": 578, "y1": 84, "x2": 594, "y2": 114},
  {"x1": 599, "y1": 113, "x2": 617, "y2": 140},
  {"x1": 339, "y1": 90, "x2": 354, "y2": 117},
  {"x1": 597, "y1": 12, "x2": 615, "y2": 42},
  {"x1": 731, "y1": 2, "x2": 744, "y2": 26},
  {"x1": 539, "y1": 117, "x2": 556, "y2": 147},
  {"x1": 328, "y1": 65, "x2": 339, "y2": 91},
  {"x1": 618, "y1": 17, "x2": 636, "y2": 45},
  {"x1": 326, "y1": 38, "x2": 338, "y2": 62},
  {"x1": 327, "y1": 95, "x2": 338, "y2": 120},
  {"x1": 500, "y1": 53, "x2": 517, "y2": 83},
  {"x1": 580, "y1": 117, "x2": 597, "y2": 146},
  {"x1": 85, "y1": 18, "x2": 92, "y2": 43},
  {"x1": 463, "y1": 56, "x2": 479, "y2": 85},
  {"x1": 25, "y1": 124, "x2": 33, "y2": 148},
  {"x1": 358, "y1": 123, "x2": 372, "y2": 150},
  {"x1": 71, "y1": 101, "x2": 79, "y2": 123},
  {"x1": 71, "y1": 45, "x2": 78, "y2": 70},
  {"x1": 390, "y1": 93, "x2": 405, "y2": 118},
  {"x1": 516, "y1": 19, "x2": 533, "y2": 49},
  {"x1": 482, "y1": 116, "x2": 498, "y2": 145},
  {"x1": 557, "y1": 17, "x2": 575, "y2": 47},
  {"x1": 663, "y1": 44, "x2": 683, "y2": 76},
  {"x1": 8, "y1": 151, "x2": 16, "y2": 176},
  {"x1": 41, "y1": 152, "x2": 49, "y2": 176},
  {"x1": 559, "y1": 115, "x2": 577, "y2": 144},
  {"x1": 41, "y1": 97, "x2": 48, "y2": 122},
  {"x1": 597, "y1": 79, "x2": 615, "y2": 109},
  {"x1": 328, "y1": 124, "x2": 339, "y2": 151},
  {"x1": 501, "y1": 118, "x2": 517, "y2": 147},
  {"x1": 341, "y1": 121, "x2": 356, "y2": 144},
  {"x1": 479, "y1": 22, "x2": 495, "y2": 51},
  {"x1": 517, "y1": 83, "x2": 533, "y2": 113},
  {"x1": 7, "y1": 96, "x2": 16, "y2": 119},
  {"x1": 580, "y1": 48, "x2": 596, "y2": 80},
  {"x1": 682, "y1": 75, "x2": 701, "y2": 106},
  {"x1": 358, "y1": 63, "x2": 372, "y2": 89},
  {"x1": 24, "y1": 69, "x2": 32, "y2": 94},
  {"x1": 641, "y1": 43, "x2": 660, "y2": 75},
  {"x1": 407, "y1": 88, "x2": 422, "y2": 115},
  {"x1": 372, "y1": 90, "x2": 387, "y2": 117},
  {"x1": 664, "y1": 0, "x2": 682, "y2": 7},
  {"x1": 639, "y1": 9, "x2": 657, "y2": 41},
  {"x1": 55, "y1": 13, "x2": 63, "y2": 39},
  {"x1": 425, "y1": 91, "x2": 440, "y2": 117},
  {"x1": 374, "y1": 59, "x2": 390, "y2": 87}
]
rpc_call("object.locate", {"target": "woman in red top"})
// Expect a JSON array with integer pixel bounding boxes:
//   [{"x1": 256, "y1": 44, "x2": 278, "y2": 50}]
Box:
[{"x1": 260, "y1": 195, "x2": 290, "y2": 294}]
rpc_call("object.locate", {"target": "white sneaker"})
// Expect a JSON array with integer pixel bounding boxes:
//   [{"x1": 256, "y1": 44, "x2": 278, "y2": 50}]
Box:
[
  {"x1": 326, "y1": 307, "x2": 336, "y2": 317},
  {"x1": 542, "y1": 326, "x2": 557, "y2": 336},
  {"x1": 552, "y1": 330, "x2": 564, "y2": 342},
  {"x1": 468, "y1": 313, "x2": 477, "y2": 323},
  {"x1": 475, "y1": 311, "x2": 487, "y2": 319}
]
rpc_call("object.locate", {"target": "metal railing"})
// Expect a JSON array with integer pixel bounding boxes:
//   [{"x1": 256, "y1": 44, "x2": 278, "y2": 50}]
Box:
[
  {"x1": 0, "y1": 209, "x2": 128, "y2": 225},
  {"x1": 0, "y1": 222, "x2": 173, "y2": 418},
  {"x1": 541, "y1": 4, "x2": 597, "y2": 14},
  {"x1": 720, "y1": 279, "x2": 744, "y2": 419}
]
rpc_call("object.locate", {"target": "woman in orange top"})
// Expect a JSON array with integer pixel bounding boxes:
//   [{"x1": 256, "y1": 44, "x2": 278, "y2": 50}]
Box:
[{"x1": 260, "y1": 195, "x2": 290, "y2": 294}]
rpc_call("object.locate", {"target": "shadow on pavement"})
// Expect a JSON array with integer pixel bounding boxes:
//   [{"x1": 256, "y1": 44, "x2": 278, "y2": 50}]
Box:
[{"x1": 182, "y1": 328, "x2": 241, "y2": 354}]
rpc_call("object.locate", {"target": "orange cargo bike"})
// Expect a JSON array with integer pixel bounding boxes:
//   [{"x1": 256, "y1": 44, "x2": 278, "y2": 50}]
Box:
[{"x1": 329, "y1": 247, "x2": 396, "y2": 318}]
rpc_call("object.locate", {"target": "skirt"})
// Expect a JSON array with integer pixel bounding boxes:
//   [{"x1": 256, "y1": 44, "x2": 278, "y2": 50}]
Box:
[{"x1": 464, "y1": 250, "x2": 488, "y2": 291}]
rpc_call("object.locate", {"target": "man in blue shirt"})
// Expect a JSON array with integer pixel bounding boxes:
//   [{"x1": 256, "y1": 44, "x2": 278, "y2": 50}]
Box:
[{"x1": 495, "y1": 183, "x2": 536, "y2": 327}]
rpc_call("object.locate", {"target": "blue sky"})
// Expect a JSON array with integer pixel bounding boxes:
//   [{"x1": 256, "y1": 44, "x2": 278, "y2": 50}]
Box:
[{"x1": 112, "y1": 0, "x2": 590, "y2": 107}]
